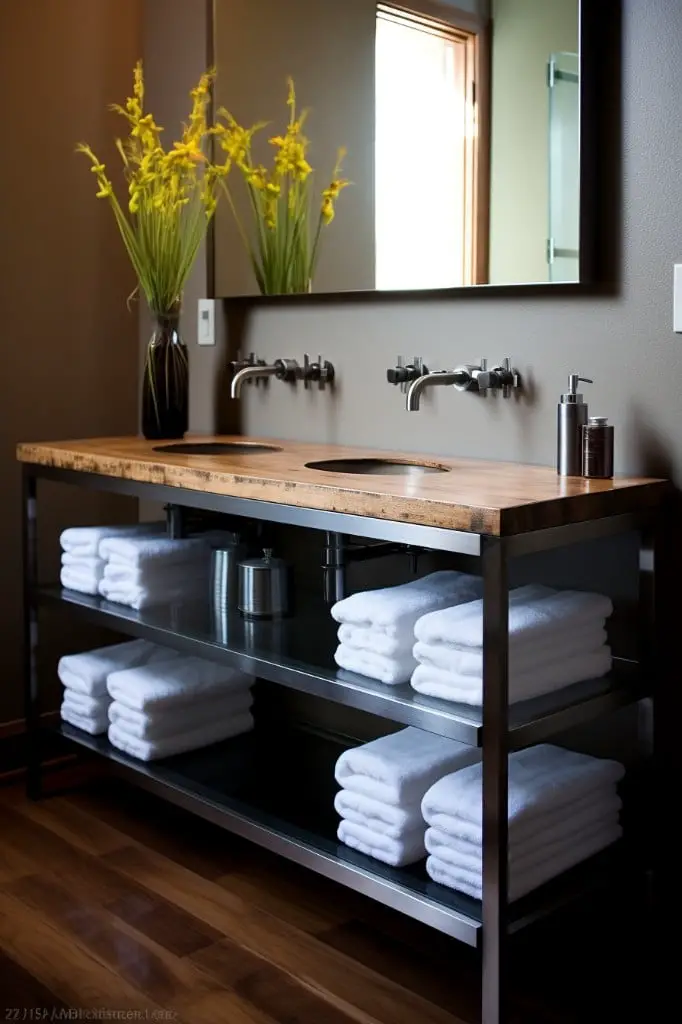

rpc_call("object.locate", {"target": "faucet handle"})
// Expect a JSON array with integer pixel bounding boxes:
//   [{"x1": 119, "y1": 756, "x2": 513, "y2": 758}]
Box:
[
  {"x1": 387, "y1": 356, "x2": 428, "y2": 393},
  {"x1": 303, "y1": 354, "x2": 335, "y2": 390}
]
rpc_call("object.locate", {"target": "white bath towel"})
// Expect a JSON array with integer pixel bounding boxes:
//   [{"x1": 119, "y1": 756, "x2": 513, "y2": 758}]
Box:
[
  {"x1": 108, "y1": 711, "x2": 254, "y2": 761},
  {"x1": 60, "y1": 702, "x2": 109, "y2": 736},
  {"x1": 58, "y1": 640, "x2": 176, "y2": 697},
  {"x1": 60, "y1": 566, "x2": 104, "y2": 596},
  {"x1": 337, "y1": 624, "x2": 415, "y2": 659},
  {"x1": 412, "y1": 625, "x2": 608, "y2": 678},
  {"x1": 61, "y1": 553, "x2": 105, "y2": 572},
  {"x1": 331, "y1": 572, "x2": 483, "y2": 637},
  {"x1": 97, "y1": 574, "x2": 208, "y2": 610},
  {"x1": 334, "y1": 789, "x2": 422, "y2": 838},
  {"x1": 334, "y1": 644, "x2": 417, "y2": 686},
  {"x1": 60, "y1": 523, "x2": 161, "y2": 557},
  {"x1": 108, "y1": 690, "x2": 254, "y2": 740},
  {"x1": 337, "y1": 819, "x2": 426, "y2": 867},
  {"x1": 421, "y1": 745, "x2": 624, "y2": 840},
  {"x1": 426, "y1": 822, "x2": 622, "y2": 901},
  {"x1": 99, "y1": 534, "x2": 212, "y2": 569},
  {"x1": 62, "y1": 689, "x2": 110, "y2": 717},
  {"x1": 414, "y1": 585, "x2": 613, "y2": 650},
  {"x1": 410, "y1": 648, "x2": 612, "y2": 706},
  {"x1": 107, "y1": 656, "x2": 253, "y2": 713},
  {"x1": 335, "y1": 727, "x2": 480, "y2": 806},
  {"x1": 101, "y1": 560, "x2": 209, "y2": 587}
]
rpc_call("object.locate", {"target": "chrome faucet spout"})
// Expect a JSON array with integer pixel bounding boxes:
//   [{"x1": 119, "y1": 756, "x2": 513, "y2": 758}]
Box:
[
  {"x1": 230, "y1": 363, "x2": 279, "y2": 399},
  {"x1": 405, "y1": 370, "x2": 469, "y2": 411}
]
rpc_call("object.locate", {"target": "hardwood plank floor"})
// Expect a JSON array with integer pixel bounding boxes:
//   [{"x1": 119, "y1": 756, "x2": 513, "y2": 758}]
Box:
[{"x1": 0, "y1": 780, "x2": 650, "y2": 1023}]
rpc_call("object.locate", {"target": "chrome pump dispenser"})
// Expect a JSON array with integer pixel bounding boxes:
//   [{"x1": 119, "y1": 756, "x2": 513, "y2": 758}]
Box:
[{"x1": 557, "y1": 374, "x2": 592, "y2": 476}]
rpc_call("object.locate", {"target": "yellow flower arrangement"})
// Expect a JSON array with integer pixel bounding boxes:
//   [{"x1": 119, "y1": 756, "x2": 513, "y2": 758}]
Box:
[{"x1": 215, "y1": 79, "x2": 349, "y2": 294}]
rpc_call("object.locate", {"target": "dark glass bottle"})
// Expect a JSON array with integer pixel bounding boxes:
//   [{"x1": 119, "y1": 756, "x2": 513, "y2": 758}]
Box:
[{"x1": 141, "y1": 313, "x2": 189, "y2": 440}]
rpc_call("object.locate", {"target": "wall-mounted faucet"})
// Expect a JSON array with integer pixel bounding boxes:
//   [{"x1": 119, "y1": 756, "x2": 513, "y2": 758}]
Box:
[
  {"x1": 230, "y1": 353, "x2": 334, "y2": 399},
  {"x1": 400, "y1": 357, "x2": 521, "y2": 411}
]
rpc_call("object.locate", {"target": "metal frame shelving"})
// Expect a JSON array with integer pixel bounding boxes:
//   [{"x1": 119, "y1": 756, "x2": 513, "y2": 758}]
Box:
[{"x1": 21, "y1": 462, "x2": 662, "y2": 1024}]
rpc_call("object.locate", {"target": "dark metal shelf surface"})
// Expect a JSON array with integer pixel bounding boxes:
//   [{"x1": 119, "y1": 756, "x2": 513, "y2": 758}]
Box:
[
  {"x1": 51, "y1": 721, "x2": 627, "y2": 946},
  {"x1": 42, "y1": 587, "x2": 647, "y2": 748}
]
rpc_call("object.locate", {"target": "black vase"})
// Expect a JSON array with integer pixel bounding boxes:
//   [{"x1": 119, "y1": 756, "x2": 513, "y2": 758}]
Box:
[{"x1": 142, "y1": 314, "x2": 189, "y2": 441}]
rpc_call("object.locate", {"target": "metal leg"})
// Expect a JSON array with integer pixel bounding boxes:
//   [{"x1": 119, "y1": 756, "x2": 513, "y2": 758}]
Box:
[
  {"x1": 481, "y1": 536, "x2": 509, "y2": 1024},
  {"x1": 22, "y1": 467, "x2": 41, "y2": 800},
  {"x1": 166, "y1": 503, "x2": 184, "y2": 539},
  {"x1": 323, "y1": 532, "x2": 347, "y2": 604}
]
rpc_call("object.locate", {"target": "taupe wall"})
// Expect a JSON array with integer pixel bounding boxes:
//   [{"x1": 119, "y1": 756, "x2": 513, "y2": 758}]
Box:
[{"x1": 0, "y1": 0, "x2": 142, "y2": 724}]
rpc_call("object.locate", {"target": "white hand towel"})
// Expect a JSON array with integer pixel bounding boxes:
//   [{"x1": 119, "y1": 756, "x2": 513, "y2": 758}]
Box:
[
  {"x1": 337, "y1": 819, "x2": 426, "y2": 867},
  {"x1": 60, "y1": 523, "x2": 161, "y2": 557},
  {"x1": 61, "y1": 553, "x2": 105, "y2": 572},
  {"x1": 421, "y1": 744, "x2": 624, "y2": 838},
  {"x1": 62, "y1": 690, "x2": 111, "y2": 717},
  {"x1": 58, "y1": 640, "x2": 176, "y2": 697},
  {"x1": 410, "y1": 648, "x2": 612, "y2": 706},
  {"x1": 426, "y1": 822, "x2": 622, "y2": 901},
  {"x1": 101, "y1": 561, "x2": 209, "y2": 587},
  {"x1": 334, "y1": 644, "x2": 417, "y2": 686},
  {"x1": 108, "y1": 690, "x2": 254, "y2": 740},
  {"x1": 412, "y1": 625, "x2": 608, "y2": 678},
  {"x1": 60, "y1": 702, "x2": 109, "y2": 736},
  {"x1": 337, "y1": 624, "x2": 415, "y2": 659},
  {"x1": 106, "y1": 656, "x2": 253, "y2": 713},
  {"x1": 335, "y1": 727, "x2": 480, "y2": 807},
  {"x1": 414, "y1": 585, "x2": 613, "y2": 650},
  {"x1": 334, "y1": 789, "x2": 422, "y2": 838},
  {"x1": 427, "y1": 791, "x2": 622, "y2": 850},
  {"x1": 97, "y1": 574, "x2": 208, "y2": 611},
  {"x1": 331, "y1": 572, "x2": 483, "y2": 637},
  {"x1": 60, "y1": 567, "x2": 104, "y2": 596},
  {"x1": 99, "y1": 534, "x2": 211, "y2": 569},
  {"x1": 108, "y1": 711, "x2": 254, "y2": 761}
]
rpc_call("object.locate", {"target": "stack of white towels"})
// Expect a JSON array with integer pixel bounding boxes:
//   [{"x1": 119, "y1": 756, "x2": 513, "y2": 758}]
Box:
[
  {"x1": 60, "y1": 524, "x2": 160, "y2": 596},
  {"x1": 106, "y1": 655, "x2": 254, "y2": 761},
  {"x1": 412, "y1": 584, "x2": 613, "y2": 706},
  {"x1": 422, "y1": 743, "x2": 624, "y2": 900},
  {"x1": 98, "y1": 534, "x2": 215, "y2": 610},
  {"x1": 334, "y1": 727, "x2": 480, "y2": 867},
  {"x1": 58, "y1": 639, "x2": 177, "y2": 735},
  {"x1": 332, "y1": 572, "x2": 483, "y2": 685}
]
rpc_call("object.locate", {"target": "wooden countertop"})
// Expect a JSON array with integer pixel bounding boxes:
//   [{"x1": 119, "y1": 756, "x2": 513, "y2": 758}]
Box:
[{"x1": 16, "y1": 435, "x2": 668, "y2": 536}]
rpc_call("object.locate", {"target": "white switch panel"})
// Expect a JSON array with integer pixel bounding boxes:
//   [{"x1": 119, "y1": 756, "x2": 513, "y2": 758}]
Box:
[
  {"x1": 674, "y1": 265, "x2": 682, "y2": 332},
  {"x1": 197, "y1": 298, "x2": 216, "y2": 346}
]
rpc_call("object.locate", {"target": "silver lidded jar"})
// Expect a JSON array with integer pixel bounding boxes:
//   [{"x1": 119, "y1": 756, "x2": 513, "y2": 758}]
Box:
[
  {"x1": 582, "y1": 416, "x2": 614, "y2": 478},
  {"x1": 238, "y1": 548, "x2": 291, "y2": 619}
]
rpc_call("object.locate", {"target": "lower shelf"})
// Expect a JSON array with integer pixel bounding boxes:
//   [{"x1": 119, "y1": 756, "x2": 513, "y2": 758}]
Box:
[{"x1": 49, "y1": 720, "x2": 627, "y2": 947}]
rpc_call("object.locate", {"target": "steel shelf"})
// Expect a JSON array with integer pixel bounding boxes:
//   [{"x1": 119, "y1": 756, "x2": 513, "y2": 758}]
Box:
[{"x1": 41, "y1": 587, "x2": 647, "y2": 748}]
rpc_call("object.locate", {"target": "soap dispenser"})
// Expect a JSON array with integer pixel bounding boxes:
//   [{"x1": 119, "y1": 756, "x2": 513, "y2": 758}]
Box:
[{"x1": 557, "y1": 374, "x2": 592, "y2": 476}]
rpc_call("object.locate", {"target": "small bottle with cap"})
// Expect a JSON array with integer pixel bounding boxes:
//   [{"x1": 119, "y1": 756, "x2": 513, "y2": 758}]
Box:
[
  {"x1": 557, "y1": 374, "x2": 592, "y2": 476},
  {"x1": 582, "y1": 416, "x2": 614, "y2": 478}
]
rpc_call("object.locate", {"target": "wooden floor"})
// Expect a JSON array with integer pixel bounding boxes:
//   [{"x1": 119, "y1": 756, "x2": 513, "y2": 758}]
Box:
[{"x1": 0, "y1": 779, "x2": 650, "y2": 1023}]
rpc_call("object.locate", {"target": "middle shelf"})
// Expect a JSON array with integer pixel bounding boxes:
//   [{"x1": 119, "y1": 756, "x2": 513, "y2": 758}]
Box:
[{"x1": 42, "y1": 586, "x2": 647, "y2": 747}]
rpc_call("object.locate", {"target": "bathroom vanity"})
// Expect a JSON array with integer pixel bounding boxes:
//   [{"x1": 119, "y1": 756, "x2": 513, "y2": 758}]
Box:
[{"x1": 16, "y1": 435, "x2": 668, "y2": 1024}]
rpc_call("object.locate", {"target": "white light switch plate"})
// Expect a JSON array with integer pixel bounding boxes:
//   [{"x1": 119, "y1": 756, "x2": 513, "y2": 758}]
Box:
[
  {"x1": 674, "y1": 265, "x2": 682, "y2": 332},
  {"x1": 197, "y1": 298, "x2": 216, "y2": 346}
]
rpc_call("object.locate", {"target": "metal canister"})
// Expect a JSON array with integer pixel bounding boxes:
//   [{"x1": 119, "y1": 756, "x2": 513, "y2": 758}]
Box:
[
  {"x1": 582, "y1": 416, "x2": 614, "y2": 478},
  {"x1": 238, "y1": 548, "x2": 291, "y2": 619},
  {"x1": 211, "y1": 532, "x2": 248, "y2": 612}
]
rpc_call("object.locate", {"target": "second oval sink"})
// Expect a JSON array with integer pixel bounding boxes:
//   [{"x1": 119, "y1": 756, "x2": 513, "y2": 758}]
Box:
[
  {"x1": 305, "y1": 458, "x2": 448, "y2": 476},
  {"x1": 153, "y1": 441, "x2": 281, "y2": 455}
]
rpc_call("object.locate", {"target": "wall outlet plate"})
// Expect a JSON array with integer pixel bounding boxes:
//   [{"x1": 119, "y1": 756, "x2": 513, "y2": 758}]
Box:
[{"x1": 197, "y1": 298, "x2": 216, "y2": 346}]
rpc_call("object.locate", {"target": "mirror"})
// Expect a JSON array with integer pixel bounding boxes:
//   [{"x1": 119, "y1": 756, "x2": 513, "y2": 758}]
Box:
[{"x1": 213, "y1": 0, "x2": 586, "y2": 297}]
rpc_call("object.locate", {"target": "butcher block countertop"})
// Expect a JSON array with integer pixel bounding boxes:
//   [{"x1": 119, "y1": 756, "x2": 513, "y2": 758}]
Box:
[{"x1": 16, "y1": 435, "x2": 669, "y2": 536}]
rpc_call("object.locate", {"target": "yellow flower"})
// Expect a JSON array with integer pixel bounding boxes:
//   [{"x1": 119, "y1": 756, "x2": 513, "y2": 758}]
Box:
[{"x1": 321, "y1": 197, "x2": 334, "y2": 223}]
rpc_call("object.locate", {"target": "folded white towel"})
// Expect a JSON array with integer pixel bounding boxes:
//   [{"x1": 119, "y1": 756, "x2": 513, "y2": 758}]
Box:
[
  {"x1": 334, "y1": 789, "x2": 422, "y2": 838},
  {"x1": 108, "y1": 690, "x2": 254, "y2": 740},
  {"x1": 97, "y1": 574, "x2": 208, "y2": 610},
  {"x1": 61, "y1": 553, "x2": 105, "y2": 572},
  {"x1": 337, "y1": 624, "x2": 415, "y2": 659},
  {"x1": 62, "y1": 690, "x2": 111, "y2": 717},
  {"x1": 426, "y1": 822, "x2": 622, "y2": 901},
  {"x1": 60, "y1": 523, "x2": 161, "y2": 557},
  {"x1": 427, "y1": 790, "x2": 622, "y2": 850},
  {"x1": 421, "y1": 744, "x2": 624, "y2": 838},
  {"x1": 101, "y1": 561, "x2": 209, "y2": 587},
  {"x1": 414, "y1": 585, "x2": 613, "y2": 650},
  {"x1": 108, "y1": 711, "x2": 254, "y2": 761},
  {"x1": 107, "y1": 656, "x2": 253, "y2": 712},
  {"x1": 334, "y1": 644, "x2": 417, "y2": 686},
  {"x1": 60, "y1": 702, "x2": 109, "y2": 736},
  {"x1": 411, "y1": 647, "x2": 612, "y2": 706},
  {"x1": 58, "y1": 640, "x2": 176, "y2": 697},
  {"x1": 60, "y1": 566, "x2": 104, "y2": 596},
  {"x1": 335, "y1": 727, "x2": 480, "y2": 807},
  {"x1": 331, "y1": 572, "x2": 483, "y2": 638},
  {"x1": 99, "y1": 534, "x2": 212, "y2": 569},
  {"x1": 337, "y1": 819, "x2": 426, "y2": 867},
  {"x1": 412, "y1": 625, "x2": 608, "y2": 678}
]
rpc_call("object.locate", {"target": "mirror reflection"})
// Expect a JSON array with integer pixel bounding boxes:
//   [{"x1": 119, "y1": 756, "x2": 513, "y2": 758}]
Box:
[{"x1": 214, "y1": 0, "x2": 581, "y2": 296}]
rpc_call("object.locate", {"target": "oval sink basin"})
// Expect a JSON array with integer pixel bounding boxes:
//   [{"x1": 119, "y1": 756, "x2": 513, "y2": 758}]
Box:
[
  {"x1": 153, "y1": 441, "x2": 281, "y2": 455},
  {"x1": 305, "y1": 458, "x2": 448, "y2": 476}
]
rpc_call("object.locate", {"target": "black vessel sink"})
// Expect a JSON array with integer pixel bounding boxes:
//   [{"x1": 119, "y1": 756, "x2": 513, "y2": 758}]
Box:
[
  {"x1": 153, "y1": 441, "x2": 281, "y2": 455},
  {"x1": 304, "y1": 458, "x2": 448, "y2": 476}
]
